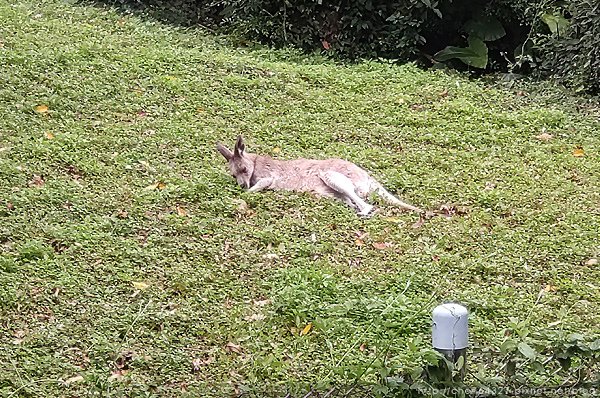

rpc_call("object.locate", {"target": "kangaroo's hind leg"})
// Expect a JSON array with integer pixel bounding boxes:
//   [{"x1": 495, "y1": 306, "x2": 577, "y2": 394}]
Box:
[{"x1": 319, "y1": 171, "x2": 375, "y2": 216}]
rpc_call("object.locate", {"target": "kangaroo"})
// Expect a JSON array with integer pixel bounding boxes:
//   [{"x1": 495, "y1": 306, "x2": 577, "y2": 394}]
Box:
[{"x1": 216, "y1": 136, "x2": 422, "y2": 216}]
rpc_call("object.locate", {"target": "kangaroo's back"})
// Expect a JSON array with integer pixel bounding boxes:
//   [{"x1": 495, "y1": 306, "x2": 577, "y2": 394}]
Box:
[{"x1": 251, "y1": 156, "x2": 373, "y2": 195}]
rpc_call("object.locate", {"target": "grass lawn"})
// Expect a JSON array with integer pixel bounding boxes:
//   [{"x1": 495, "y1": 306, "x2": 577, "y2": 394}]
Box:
[{"x1": 1, "y1": 0, "x2": 599, "y2": 396}]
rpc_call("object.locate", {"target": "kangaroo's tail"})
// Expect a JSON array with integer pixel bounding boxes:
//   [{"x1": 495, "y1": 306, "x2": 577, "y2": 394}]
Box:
[{"x1": 373, "y1": 183, "x2": 422, "y2": 213}]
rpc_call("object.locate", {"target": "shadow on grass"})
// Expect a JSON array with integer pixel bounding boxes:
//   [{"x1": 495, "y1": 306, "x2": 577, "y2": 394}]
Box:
[
  {"x1": 88, "y1": 0, "x2": 338, "y2": 66},
  {"x1": 90, "y1": 0, "x2": 221, "y2": 28}
]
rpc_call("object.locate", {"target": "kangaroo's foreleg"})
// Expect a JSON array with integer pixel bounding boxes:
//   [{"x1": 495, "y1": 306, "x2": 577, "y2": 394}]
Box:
[
  {"x1": 373, "y1": 183, "x2": 422, "y2": 213},
  {"x1": 319, "y1": 171, "x2": 374, "y2": 216},
  {"x1": 247, "y1": 177, "x2": 273, "y2": 192}
]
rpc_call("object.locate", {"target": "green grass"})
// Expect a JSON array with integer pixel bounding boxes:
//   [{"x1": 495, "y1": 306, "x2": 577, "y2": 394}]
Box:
[{"x1": 1, "y1": 0, "x2": 599, "y2": 396}]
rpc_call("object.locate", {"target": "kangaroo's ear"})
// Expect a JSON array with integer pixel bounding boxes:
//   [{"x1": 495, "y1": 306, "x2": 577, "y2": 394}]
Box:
[
  {"x1": 234, "y1": 135, "x2": 245, "y2": 157},
  {"x1": 216, "y1": 142, "x2": 233, "y2": 160}
]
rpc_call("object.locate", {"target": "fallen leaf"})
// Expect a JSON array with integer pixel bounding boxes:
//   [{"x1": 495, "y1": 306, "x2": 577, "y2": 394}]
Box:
[
  {"x1": 359, "y1": 342, "x2": 367, "y2": 352},
  {"x1": 225, "y1": 342, "x2": 243, "y2": 354},
  {"x1": 439, "y1": 89, "x2": 449, "y2": 98},
  {"x1": 6, "y1": 202, "x2": 14, "y2": 211},
  {"x1": 132, "y1": 281, "x2": 149, "y2": 290},
  {"x1": 34, "y1": 104, "x2": 49, "y2": 114},
  {"x1": 544, "y1": 284, "x2": 558, "y2": 292},
  {"x1": 44, "y1": 132, "x2": 55, "y2": 140},
  {"x1": 176, "y1": 206, "x2": 187, "y2": 216},
  {"x1": 536, "y1": 132, "x2": 553, "y2": 141},
  {"x1": 355, "y1": 231, "x2": 369, "y2": 239},
  {"x1": 573, "y1": 147, "x2": 585, "y2": 157},
  {"x1": 144, "y1": 181, "x2": 166, "y2": 190},
  {"x1": 29, "y1": 175, "x2": 45, "y2": 188},
  {"x1": 322, "y1": 40, "x2": 331, "y2": 50},
  {"x1": 372, "y1": 242, "x2": 393, "y2": 250},
  {"x1": 116, "y1": 209, "x2": 129, "y2": 219},
  {"x1": 108, "y1": 369, "x2": 128, "y2": 382},
  {"x1": 585, "y1": 258, "x2": 598, "y2": 266},
  {"x1": 272, "y1": 147, "x2": 281, "y2": 154},
  {"x1": 64, "y1": 375, "x2": 84, "y2": 385},
  {"x1": 411, "y1": 216, "x2": 425, "y2": 229},
  {"x1": 355, "y1": 238, "x2": 364, "y2": 246},
  {"x1": 300, "y1": 322, "x2": 313, "y2": 336}
]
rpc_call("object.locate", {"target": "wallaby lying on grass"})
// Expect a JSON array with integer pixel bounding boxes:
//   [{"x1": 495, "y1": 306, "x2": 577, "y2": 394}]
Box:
[{"x1": 216, "y1": 136, "x2": 422, "y2": 216}]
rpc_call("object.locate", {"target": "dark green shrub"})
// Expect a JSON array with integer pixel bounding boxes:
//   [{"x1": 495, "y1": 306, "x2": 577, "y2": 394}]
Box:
[
  {"x1": 217, "y1": 0, "x2": 443, "y2": 60},
  {"x1": 533, "y1": 0, "x2": 600, "y2": 93}
]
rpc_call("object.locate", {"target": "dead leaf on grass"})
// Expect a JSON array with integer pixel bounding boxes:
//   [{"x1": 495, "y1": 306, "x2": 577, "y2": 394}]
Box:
[
  {"x1": 300, "y1": 322, "x2": 313, "y2": 336},
  {"x1": 44, "y1": 132, "x2": 55, "y2": 140},
  {"x1": 437, "y1": 204, "x2": 467, "y2": 218},
  {"x1": 108, "y1": 369, "x2": 128, "y2": 382},
  {"x1": 6, "y1": 202, "x2": 14, "y2": 211},
  {"x1": 372, "y1": 242, "x2": 393, "y2": 250},
  {"x1": 544, "y1": 284, "x2": 558, "y2": 292},
  {"x1": 12, "y1": 330, "x2": 26, "y2": 345},
  {"x1": 144, "y1": 181, "x2": 166, "y2": 191},
  {"x1": 176, "y1": 206, "x2": 187, "y2": 216},
  {"x1": 225, "y1": 342, "x2": 243, "y2": 354},
  {"x1": 585, "y1": 258, "x2": 598, "y2": 266},
  {"x1": 29, "y1": 175, "x2": 45, "y2": 188},
  {"x1": 536, "y1": 132, "x2": 553, "y2": 141},
  {"x1": 573, "y1": 147, "x2": 585, "y2": 157},
  {"x1": 411, "y1": 215, "x2": 425, "y2": 229},
  {"x1": 132, "y1": 281, "x2": 149, "y2": 290},
  {"x1": 354, "y1": 230, "x2": 369, "y2": 247},
  {"x1": 34, "y1": 104, "x2": 49, "y2": 114}
]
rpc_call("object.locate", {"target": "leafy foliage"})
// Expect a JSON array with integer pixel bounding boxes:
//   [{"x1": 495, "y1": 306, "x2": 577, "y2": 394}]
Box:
[{"x1": 533, "y1": 0, "x2": 600, "y2": 93}]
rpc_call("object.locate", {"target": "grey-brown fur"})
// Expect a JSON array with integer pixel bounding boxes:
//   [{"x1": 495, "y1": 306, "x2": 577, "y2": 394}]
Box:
[{"x1": 216, "y1": 136, "x2": 421, "y2": 216}]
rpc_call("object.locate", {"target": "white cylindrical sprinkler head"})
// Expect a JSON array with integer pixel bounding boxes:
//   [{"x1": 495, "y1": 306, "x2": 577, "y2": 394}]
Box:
[{"x1": 432, "y1": 303, "x2": 469, "y2": 350}]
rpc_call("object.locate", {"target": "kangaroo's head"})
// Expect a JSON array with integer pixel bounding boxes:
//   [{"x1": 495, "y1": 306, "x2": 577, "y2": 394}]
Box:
[{"x1": 216, "y1": 135, "x2": 255, "y2": 189}]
